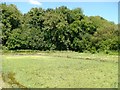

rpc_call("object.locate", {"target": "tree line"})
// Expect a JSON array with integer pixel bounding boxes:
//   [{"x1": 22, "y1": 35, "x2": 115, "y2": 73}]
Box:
[{"x1": 0, "y1": 4, "x2": 119, "y2": 53}]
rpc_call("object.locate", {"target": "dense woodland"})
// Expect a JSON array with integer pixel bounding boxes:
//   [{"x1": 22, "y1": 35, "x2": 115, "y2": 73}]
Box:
[{"x1": 0, "y1": 4, "x2": 119, "y2": 53}]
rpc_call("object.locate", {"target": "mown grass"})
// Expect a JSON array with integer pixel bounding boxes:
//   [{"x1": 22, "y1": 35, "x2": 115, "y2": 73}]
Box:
[{"x1": 2, "y1": 51, "x2": 118, "y2": 88}]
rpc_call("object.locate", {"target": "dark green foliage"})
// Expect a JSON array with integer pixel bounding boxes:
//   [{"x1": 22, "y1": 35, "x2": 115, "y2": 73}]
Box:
[
  {"x1": 1, "y1": 4, "x2": 119, "y2": 53},
  {"x1": 0, "y1": 3, "x2": 22, "y2": 46}
]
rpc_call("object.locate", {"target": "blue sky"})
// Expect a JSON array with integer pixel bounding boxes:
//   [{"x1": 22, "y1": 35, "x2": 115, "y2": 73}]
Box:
[{"x1": 5, "y1": 2, "x2": 118, "y2": 24}]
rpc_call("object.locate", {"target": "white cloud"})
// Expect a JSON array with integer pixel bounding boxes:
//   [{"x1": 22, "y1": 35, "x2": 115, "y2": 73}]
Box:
[{"x1": 29, "y1": 0, "x2": 42, "y2": 5}]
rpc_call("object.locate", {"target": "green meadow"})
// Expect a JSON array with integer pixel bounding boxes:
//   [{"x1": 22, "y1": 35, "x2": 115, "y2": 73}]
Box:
[{"x1": 2, "y1": 51, "x2": 118, "y2": 88}]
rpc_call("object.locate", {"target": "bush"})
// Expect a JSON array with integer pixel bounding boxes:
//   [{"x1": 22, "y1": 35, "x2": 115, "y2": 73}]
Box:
[{"x1": 90, "y1": 47, "x2": 96, "y2": 54}]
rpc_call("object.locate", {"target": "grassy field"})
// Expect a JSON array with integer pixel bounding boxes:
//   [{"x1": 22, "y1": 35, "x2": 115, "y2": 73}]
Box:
[{"x1": 2, "y1": 51, "x2": 118, "y2": 88}]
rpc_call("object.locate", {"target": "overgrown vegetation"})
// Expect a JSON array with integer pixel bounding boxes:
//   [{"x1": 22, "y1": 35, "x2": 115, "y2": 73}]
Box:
[{"x1": 0, "y1": 3, "x2": 119, "y2": 53}]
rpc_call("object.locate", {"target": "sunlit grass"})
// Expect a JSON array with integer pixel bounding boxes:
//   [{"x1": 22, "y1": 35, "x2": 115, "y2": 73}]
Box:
[{"x1": 2, "y1": 51, "x2": 118, "y2": 88}]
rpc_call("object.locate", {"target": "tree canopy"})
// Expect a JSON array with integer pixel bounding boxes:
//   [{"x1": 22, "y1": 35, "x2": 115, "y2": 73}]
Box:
[{"x1": 0, "y1": 3, "x2": 119, "y2": 53}]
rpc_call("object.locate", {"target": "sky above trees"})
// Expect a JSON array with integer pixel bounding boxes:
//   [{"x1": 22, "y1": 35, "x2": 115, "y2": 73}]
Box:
[{"x1": 4, "y1": 2, "x2": 118, "y2": 24}]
